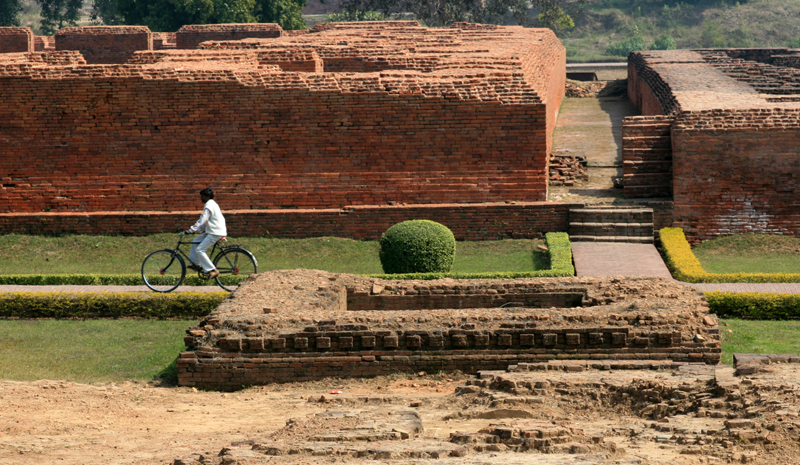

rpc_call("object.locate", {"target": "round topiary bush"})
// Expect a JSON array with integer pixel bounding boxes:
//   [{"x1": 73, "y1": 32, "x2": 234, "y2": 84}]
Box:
[{"x1": 379, "y1": 220, "x2": 456, "y2": 274}]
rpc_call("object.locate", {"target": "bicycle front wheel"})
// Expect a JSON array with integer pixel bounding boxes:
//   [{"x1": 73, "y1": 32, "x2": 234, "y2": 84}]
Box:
[
  {"x1": 213, "y1": 248, "x2": 258, "y2": 292},
  {"x1": 142, "y1": 249, "x2": 186, "y2": 292}
]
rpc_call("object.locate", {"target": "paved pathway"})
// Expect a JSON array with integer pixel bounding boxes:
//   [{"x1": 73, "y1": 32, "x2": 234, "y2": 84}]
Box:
[{"x1": 571, "y1": 242, "x2": 672, "y2": 278}]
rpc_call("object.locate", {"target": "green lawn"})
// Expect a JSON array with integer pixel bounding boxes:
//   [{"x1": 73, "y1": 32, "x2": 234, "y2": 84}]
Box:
[
  {"x1": 692, "y1": 234, "x2": 800, "y2": 274},
  {"x1": 0, "y1": 320, "x2": 189, "y2": 383},
  {"x1": 720, "y1": 319, "x2": 800, "y2": 366},
  {"x1": 0, "y1": 234, "x2": 547, "y2": 275}
]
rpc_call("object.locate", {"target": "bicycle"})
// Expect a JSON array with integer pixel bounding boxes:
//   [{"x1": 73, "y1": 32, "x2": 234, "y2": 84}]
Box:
[{"x1": 141, "y1": 233, "x2": 258, "y2": 293}]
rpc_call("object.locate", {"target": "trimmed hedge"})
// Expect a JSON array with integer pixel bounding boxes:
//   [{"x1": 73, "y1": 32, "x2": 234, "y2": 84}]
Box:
[
  {"x1": 379, "y1": 220, "x2": 456, "y2": 274},
  {"x1": 0, "y1": 292, "x2": 226, "y2": 319},
  {"x1": 659, "y1": 227, "x2": 800, "y2": 283},
  {"x1": 0, "y1": 274, "x2": 247, "y2": 286},
  {"x1": 706, "y1": 291, "x2": 800, "y2": 320},
  {"x1": 371, "y1": 232, "x2": 574, "y2": 280}
]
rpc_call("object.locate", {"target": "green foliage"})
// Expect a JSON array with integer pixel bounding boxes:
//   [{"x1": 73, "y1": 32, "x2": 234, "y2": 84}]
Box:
[
  {"x1": 255, "y1": 0, "x2": 306, "y2": 30},
  {"x1": 326, "y1": 9, "x2": 387, "y2": 21},
  {"x1": 659, "y1": 228, "x2": 800, "y2": 283},
  {"x1": 36, "y1": 0, "x2": 81, "y2": 34},
  {"x1": 91, "y1": 0, "x2": 304, "y2": 32},
  {"x1": 332, "y1": 0, "x2": 585, "y2": 29},
  {"x1": 0, "y1": 0, "x2": 24, "y2": 26},
  {"x1": 372, "y1": 232, "x2": 574, "y2": 279},
  {"x1": 788, "y1": 38, "x2": 800, "y2": 48},
  {"x1": 0, "y1": 273, "x2": 246, "y2": 286},
  {"x1": 605, "y1": 33, "x2": 645, "y2": 56},
  {"x1": 538, "y1": 5, "x2": 575, "y2": 35},
  {"x1": 0, "y1": 291, "x2": 224, "y2": 319},
  {"x1": 379, "y1": 220, "x2": 456, "y2": 274},
  {"x1": 650, "y1": 34, "x2": 676, "y2": 50},
  {"x1": 707, "y1": 292, "x2": 800, "y2": 320}
]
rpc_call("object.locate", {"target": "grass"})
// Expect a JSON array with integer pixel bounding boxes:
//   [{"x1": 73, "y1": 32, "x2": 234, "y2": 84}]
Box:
[
  {"x1": 0, "y1": 320, "x2": 190, "y2": 383},
  {"x1": 0, "y1": 234, "x2": 547, "y2": 276},
  {"x1": 720, "y1": 319, "x2": 800, "y2": 366},
  {"x1": 0, "y1": 318, "x2": 789, "y2": 384},
  {"x1": 692, "y1": 234, "x2": 800, "y2": 274}
]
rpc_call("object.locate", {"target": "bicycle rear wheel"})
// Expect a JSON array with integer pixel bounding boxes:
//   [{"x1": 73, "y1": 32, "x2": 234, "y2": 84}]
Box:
[
  {"x1": 142, "y1": 249, "x2": 186, "y2": 292},
  {"x1": 213, "y1": 248, "x2": 258, "y2": 292}
]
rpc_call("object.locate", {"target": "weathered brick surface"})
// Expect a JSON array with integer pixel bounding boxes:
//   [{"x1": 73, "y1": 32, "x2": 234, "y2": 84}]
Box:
[
  {"x1": 176, "y1": 271, "x2": 720, "y2": 391},
  {"x1": 54, "y1": 26, "x2": 152, "y2": 64},
  {"x1": 176, "y1": 23, "x2": 283, "y2": 50},
  {"x1": 0, "y1": 202, "x2": 574, "y2": 240},
  {"x1": 627, "y1": 49, "x2": 800, "y2": 241},
  {"x1": 622, "y1": 116, "x2": 673, "y2": 198},
  {"x1": 0, "y1": 27, "x2": 33, "y2": 53},
  {"x1": 33, "y1": 35, "x2": 54, "y2": 51},
  {"x1": 0, "y1": 22, "x2": 565, "y2": 229}
]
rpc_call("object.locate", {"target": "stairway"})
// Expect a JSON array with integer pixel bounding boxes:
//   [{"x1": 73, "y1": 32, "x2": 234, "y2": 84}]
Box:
[{"x1": 569, "y1": 207, "x2": 654, "y2": 243}]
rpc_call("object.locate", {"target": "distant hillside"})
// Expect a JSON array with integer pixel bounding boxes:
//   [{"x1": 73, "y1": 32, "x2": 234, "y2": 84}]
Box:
[{"x1": 566, "y1": 0, "x2": 800, "y2": 61}]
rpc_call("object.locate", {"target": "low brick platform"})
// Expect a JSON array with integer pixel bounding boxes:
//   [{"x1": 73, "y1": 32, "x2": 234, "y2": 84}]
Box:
[{"x1": 177, "y1": 270, "x2": 721, "y2": 391}]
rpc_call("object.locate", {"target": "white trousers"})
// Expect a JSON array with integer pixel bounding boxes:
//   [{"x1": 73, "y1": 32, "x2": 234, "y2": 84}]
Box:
[{"x1": 190, "y1": 233, "x2": 223, "y2": 272}]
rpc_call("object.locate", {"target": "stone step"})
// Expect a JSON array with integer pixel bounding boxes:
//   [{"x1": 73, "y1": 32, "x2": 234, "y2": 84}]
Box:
[
  {"x1": 569, "y1": 235, "x2": 654, "y2": 244},
  {"x1": 569, "y1": 207, "x2": 655, "y2": 243},
  {"x1": 570, "y1": 222, "x2": 654, "y2": 236}
]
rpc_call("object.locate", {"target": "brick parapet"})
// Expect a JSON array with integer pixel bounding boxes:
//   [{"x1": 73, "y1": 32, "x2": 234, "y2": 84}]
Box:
[
  {"x1": 0, "y1": 202, "x2": 575, "y2": 239},
  {"x1": 176, "y1": 23, "x2": 283, "y2": 50},
  {"x1": 55, "y1": 26, "x2": 152, "y2": 64},
  {"x1": 0, "y1": 27, "x2": 33, "y2": 53},
  {"x1": 33, "y1": 36, "x2": 54, "y2": 51}
]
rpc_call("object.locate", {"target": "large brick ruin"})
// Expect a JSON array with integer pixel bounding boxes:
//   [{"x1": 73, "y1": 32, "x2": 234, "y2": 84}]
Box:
[
  {"x1": 0, "y1": 22, "x2": 565, "y2": 238},
  {"x1": 177, "y1": 270, "x2": 721, "y2": 391},
  {"x1": 626, "y1": 49, "x2": 800, "y2": 242}
]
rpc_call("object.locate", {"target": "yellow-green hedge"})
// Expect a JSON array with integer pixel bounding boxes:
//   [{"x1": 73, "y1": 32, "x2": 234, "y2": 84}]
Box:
[
  {"x1": 659, "y1": 227, "x2": 800, "y2": 283},
  {"x1": 0, "y1": 292, "x2": 226, "y2": 319},
  {"x1": 706, "y1": 292, "x2": 800, "y2": 319},
  {"x1": 370, "y1": 232, "x2": 575, "y2": 280}
]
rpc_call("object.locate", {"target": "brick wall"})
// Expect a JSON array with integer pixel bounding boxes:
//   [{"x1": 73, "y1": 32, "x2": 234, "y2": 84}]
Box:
[
  {"x1": 672, "y1": 109, "x2": 800, "y2": 242},
  {"x1": 0, "y1": 24, "x2": 563, "y2": 219},
  {"x1": 622, "y1": 115, "x2": 674, "y2": 198},
  {"x1": 55, "y1": 26, "x2": 152, "y2": 64},
  {"x1": 0, "y1": 27, "x2": 33, "y2": 53},
  {"x1": 176, "y1": 23, "x2": 282, "y2": 50},
  {"x1": 0, "y1": 202, "x2": 575, "y2": 239},
  {"x1": 34, "y1": 35, "x2": 54, "y2": 51},
  {"x1": 627, "y1": 52, "x2": 682, "y2": 116}
]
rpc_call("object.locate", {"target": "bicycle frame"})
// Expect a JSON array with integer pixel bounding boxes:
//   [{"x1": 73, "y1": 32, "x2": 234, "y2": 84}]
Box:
[{"x1": 171, "y1": 235, "x2": 227, "y2": 274}]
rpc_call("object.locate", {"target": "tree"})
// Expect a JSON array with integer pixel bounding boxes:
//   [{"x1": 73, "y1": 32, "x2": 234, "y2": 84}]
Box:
[
  {"x1": 324, "y1": 0, "x2": 584, "y2": 31},
  {"x1": 37, "y1": 0, "x2": 83, "y2": 34},
  {"x1": 255, "y1": 0, "x2": 306, "y2": 30},
  {"x1": 0, "y1": 0, "x2": 24, "y2": 26},
  {"x1": 91, "y1": 0, "x2": 304, "y2": 32}
]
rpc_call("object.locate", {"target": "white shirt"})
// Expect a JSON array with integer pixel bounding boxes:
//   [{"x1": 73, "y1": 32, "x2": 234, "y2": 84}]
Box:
[{"x1": 188, "y1": 199, "x2": 227, "y2": 236}]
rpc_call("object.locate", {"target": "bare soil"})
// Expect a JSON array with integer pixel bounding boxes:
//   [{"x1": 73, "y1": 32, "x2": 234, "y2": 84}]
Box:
[{"x1": 4, "y1": 360, "x2": 800, "y2": 465}]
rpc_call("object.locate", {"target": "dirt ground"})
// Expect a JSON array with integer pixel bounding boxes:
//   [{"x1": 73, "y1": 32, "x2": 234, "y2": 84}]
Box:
[{"x1": 3, "y1": 359, "x2": 800, "y2": 465}]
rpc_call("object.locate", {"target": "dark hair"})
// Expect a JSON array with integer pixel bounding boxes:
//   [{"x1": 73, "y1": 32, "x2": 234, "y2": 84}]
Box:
[{"x1": 200, "y1": 187, "x2": 214, "y2": 199}]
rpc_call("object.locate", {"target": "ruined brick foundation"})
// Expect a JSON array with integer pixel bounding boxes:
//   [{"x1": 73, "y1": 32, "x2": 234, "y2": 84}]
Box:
[{"x1": 177, "y1": 270, "x2": 720, "y2": 391}]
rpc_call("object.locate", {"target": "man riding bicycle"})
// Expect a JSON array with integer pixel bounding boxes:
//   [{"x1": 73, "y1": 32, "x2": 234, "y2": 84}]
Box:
[{"x1": 184, "y1": 187, "x2": 227, "y2": 280}]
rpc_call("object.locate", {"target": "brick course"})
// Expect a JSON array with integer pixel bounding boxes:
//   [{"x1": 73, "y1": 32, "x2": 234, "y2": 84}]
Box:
[{"x1": 175, "y1": 23, "x2": 282, "y2": 50}]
